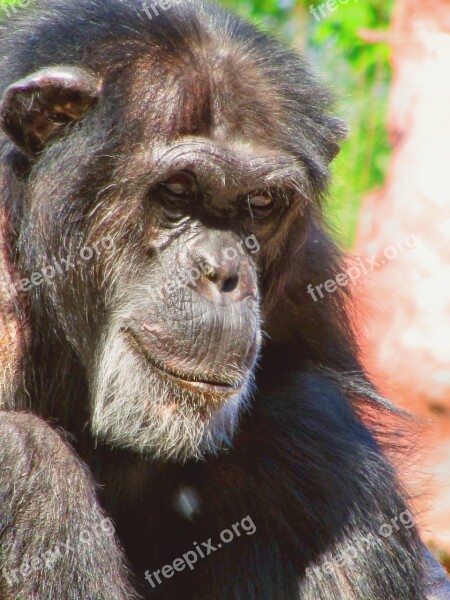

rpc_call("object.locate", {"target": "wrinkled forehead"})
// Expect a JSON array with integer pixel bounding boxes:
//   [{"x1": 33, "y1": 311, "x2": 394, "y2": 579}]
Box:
[
  {"x1": 122, "y1": 42, "x2": 286, "y2": 147},
  {"x1": 114, "y1": 57, "x2": 306, "y2": 194}
]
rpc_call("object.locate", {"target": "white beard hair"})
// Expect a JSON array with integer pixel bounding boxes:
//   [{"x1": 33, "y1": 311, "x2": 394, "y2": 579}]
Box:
[{"x1": 90, "y1": 316, "x2": 254, "y2": 462}]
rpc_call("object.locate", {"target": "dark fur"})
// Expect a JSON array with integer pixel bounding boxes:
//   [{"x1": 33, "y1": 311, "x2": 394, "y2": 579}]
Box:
[{"x1": 0, "y1": 1, "x2": 426, "y2": 598}]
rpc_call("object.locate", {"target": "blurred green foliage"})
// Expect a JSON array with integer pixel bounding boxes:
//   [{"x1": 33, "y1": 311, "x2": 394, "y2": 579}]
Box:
[
  {"x1": 0, "y1": 0, "x2": 393, "y2": 246},
  {"x1": 309, "y1": 0, "x2": 393, "y2": 246}
]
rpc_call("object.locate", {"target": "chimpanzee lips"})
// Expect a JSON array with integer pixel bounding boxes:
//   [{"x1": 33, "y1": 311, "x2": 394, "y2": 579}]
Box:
[{"x1": 123, "y1": 328, "x2": 245, "y2": 397}]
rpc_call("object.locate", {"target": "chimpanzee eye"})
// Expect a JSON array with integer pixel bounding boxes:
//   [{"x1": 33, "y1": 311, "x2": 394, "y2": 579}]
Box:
[
  {"x1": 248, "y1": 194, "x2": 273, "y2": 208},
  {"x1": 242, "y1": 191, "x2": 275, "y2": 221},
  {"x1": 154, "y1": 171, "x2": 198, "y2": 221},
  {"x1": 160, "y1": 171, "x2": 197, "y2": 198}
]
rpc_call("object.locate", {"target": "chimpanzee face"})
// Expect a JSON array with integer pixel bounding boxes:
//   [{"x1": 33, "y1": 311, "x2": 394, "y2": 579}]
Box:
[{"x1": 0, "y1": 38, "x2": 318, "y2": 461}]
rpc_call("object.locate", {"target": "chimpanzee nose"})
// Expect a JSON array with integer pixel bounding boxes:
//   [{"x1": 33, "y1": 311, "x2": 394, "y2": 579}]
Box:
[
  {"x1": 198, "y1": 255, "x2": 240, "y2": 294},
  {"x1": 186, "y1": 233, "x2": 257, "y2": 303}
]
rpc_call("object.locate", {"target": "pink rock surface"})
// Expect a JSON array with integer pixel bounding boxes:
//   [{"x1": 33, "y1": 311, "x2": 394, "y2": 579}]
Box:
[{"x1": 355, "y1": 0, "x2": 450, "y2": 561}]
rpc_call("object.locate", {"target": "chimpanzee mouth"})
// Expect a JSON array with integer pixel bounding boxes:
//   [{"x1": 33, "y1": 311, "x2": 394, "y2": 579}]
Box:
[{"x1": 123, "y1": 329, "x2": 245, "y2": 397}]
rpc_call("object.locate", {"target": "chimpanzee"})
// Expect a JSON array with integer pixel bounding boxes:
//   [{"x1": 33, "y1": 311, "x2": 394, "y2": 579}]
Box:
[{"x1": 0, "y1": 0, "x2": 444, "y2": 598}]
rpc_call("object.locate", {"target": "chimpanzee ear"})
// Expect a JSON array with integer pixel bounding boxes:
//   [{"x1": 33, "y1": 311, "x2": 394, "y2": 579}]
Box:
[
  {"x1": 0, "y1": 66, "x2": 101, "y2": 157},
  {"x1": 324, "y1": 117, "x2": 348, "y2": 164}
]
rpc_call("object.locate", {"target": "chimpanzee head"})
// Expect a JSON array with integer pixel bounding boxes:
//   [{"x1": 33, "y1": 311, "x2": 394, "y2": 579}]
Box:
[{"x1": 0, "y1": 0, "x2": 344, "y2": 460}]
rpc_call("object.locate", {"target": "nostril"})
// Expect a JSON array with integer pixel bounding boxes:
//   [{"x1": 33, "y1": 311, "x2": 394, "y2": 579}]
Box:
[
  {"x1": 221, "y1": 274, "x2": 239, "y2": 293},
  {"x1": 197, "y1": 257, "x2": 241, "y2": 294}
]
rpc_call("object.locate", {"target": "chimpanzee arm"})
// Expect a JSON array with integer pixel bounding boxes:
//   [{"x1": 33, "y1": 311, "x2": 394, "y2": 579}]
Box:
[{"x1": 0, "y1": 412, "x2": 137, "y2": 599}]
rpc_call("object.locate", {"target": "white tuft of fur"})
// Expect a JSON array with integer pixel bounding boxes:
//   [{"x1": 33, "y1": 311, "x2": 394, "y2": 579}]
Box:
[{"x1": 91, "y1": 310, "x2": 254, "y2": 462}]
